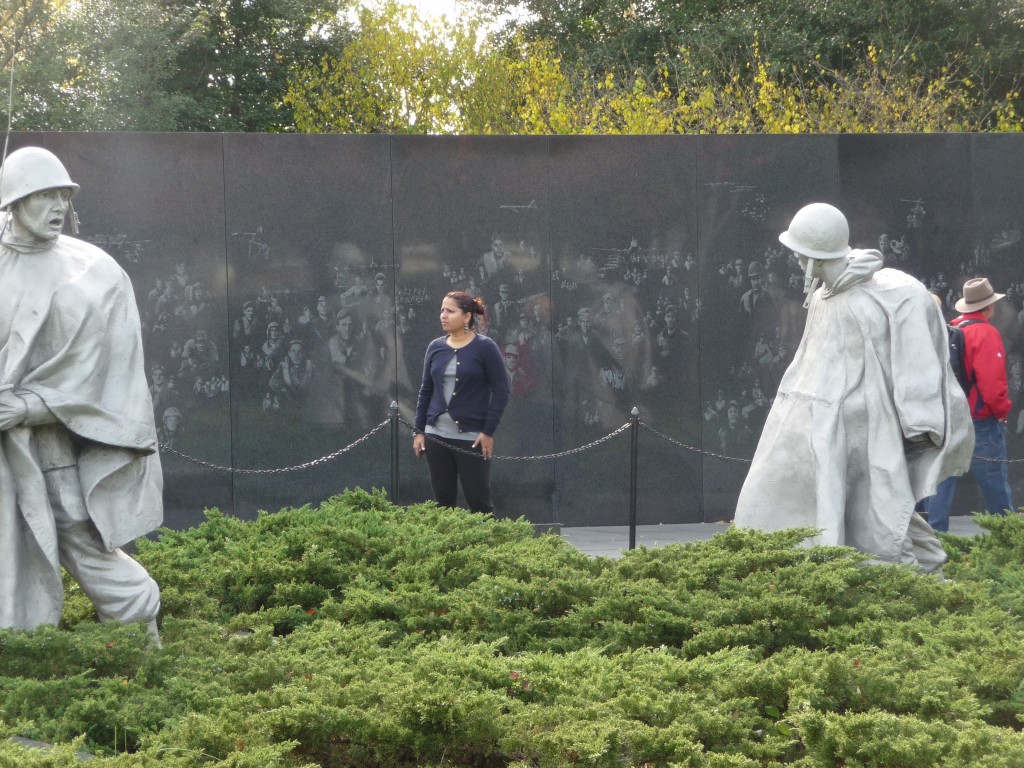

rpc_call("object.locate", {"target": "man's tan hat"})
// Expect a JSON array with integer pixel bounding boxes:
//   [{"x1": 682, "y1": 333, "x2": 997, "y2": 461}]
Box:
[{"x1": 955, "y1": 277, "x2": 1005, "y2": 313}]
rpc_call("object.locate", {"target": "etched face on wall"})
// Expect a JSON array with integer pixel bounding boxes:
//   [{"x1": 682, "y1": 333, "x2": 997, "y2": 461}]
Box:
[
  {"x1": 504, "y1": 345, "x2": 519, "y2": 372},
  {"x1": 336, "y1": 314, "x2": 354, "y2": 340},
  {"x1": 163, "y1": 409, "x2": 181, "y2": 431}
]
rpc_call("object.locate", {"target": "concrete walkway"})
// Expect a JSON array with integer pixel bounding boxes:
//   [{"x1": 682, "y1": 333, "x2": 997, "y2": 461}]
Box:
[{"x1": 562, "y1": 515, "x2": 986, "y2": 558}]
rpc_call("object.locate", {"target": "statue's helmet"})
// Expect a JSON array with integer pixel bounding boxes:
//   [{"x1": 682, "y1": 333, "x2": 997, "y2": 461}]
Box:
[
  {"x1": 779, "y1": 203, "x2": 851, "y2": 261},
  {"x1": 0, "y1": 147, "x2": 80, "y2": 211}
]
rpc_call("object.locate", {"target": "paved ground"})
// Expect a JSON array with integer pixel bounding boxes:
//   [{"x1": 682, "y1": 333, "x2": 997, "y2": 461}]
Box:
[{"x1": 561, "y1": 515, "x2": 986, "y2": 558}]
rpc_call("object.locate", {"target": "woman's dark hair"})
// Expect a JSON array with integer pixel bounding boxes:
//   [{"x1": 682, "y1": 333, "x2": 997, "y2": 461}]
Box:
[{"x1": 446, "y1": 291, "x2": 487, "y2": 328}]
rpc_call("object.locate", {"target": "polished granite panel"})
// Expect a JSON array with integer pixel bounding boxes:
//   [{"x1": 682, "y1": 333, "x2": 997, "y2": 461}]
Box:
[
  {"x1": 391, "y1": 136, "x2": 556, "y2": 521},
  {"x1": 546, "y1": 136, "x2": 701, "y2": 525},
  {"x1": 838, "y1": 134, "x2": 973, "y2": 280},
  {"x1": 697, "y1": 135, "x2": 838, "y2": 521},
  {"x1": 221, "y1": 134, "x2": 395, "y2": 518}
]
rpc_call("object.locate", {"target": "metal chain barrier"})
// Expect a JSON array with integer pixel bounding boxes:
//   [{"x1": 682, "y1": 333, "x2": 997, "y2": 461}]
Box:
[
  {"x1": 158, "y1": 418, "x2": 390, "y2": 474},
  {"x1": 641, "y1": 420, "x2": 1022, "y2": 466},
  {"x1": 639, "y1": 421, "x2": 753, "y2": 463},
  {"x1": 397, "y1": 415, "x2": 633, "y2": 460},
  {"x1": 158, "y1": 410, "x2": 1021, "y2": 472}
]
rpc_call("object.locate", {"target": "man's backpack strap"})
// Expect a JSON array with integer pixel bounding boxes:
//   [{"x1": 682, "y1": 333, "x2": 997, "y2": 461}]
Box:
[{"x1": 952, "y1": 318, "x2": 984, "y2": 411}]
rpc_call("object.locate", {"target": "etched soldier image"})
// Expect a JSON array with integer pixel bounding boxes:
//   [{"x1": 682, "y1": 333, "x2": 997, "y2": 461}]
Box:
[
  {"x1": 478, "y1": 232, "x2": 509, "y2": 284},
  {"x1": 307, "y1": 308, "x2": 374, "y2": 431},
  {"x1": 270, "y1": 338, "x2": 316, "y2": 402},
  {"x1": 159, "y1": 406, "x2": 184, "y2": 449},
  {"x1": 739, "y1": 261, "x2": 774, "y2": 317},
  {"x1": 718, "y1": 400, "x2": 754, "y2": 457},
  {"x1": 234, "y1": 300, "x2": 261, "y2": 345},
  {"x1": 492, "y1": 282, "x2": 517, "y2": 336}
]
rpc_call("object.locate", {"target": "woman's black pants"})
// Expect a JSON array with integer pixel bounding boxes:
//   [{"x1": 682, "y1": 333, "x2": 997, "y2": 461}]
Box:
[{"x1": 424, "y1": 435, "x2": 494, "y2": 514}]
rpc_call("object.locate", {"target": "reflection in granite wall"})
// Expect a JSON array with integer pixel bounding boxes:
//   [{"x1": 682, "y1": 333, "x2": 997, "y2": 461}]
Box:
[
  {"x1": 220, "y1": 135, "x2": 395, "y2": 518},
  {"x1": 546, "y1": 137, "x2": 701, "y2": 526},
  {"x1": 7, "y1": 132, "x2": 1022, "y2": 528}
]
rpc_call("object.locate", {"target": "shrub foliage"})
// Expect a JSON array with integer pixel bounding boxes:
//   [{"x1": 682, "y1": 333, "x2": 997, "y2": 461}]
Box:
[{"x1": 2, "y1": 489, "x2": 1024, "y2": 766}]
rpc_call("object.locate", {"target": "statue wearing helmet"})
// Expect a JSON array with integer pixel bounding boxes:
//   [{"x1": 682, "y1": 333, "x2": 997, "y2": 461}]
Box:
[
  {"x1": 0, "y1": 146, "x2": 79, "y2": 209},
  {"x1": 734, "y1": 202, "x2": 974, "y2": 574},
  {"x1": 0, "y1": 147, "x2": 162, "y2": 641},
  {"x1": 777, "y1": 202, "x2": 852, "y2": 306}
]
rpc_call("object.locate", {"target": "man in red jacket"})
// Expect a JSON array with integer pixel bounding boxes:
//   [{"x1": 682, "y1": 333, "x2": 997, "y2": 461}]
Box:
[{"x1": 925, "y1": 277, "x2": 1015, "y2": 531}]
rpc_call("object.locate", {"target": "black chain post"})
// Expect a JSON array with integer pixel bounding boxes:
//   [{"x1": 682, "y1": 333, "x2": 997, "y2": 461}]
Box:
[
  {"x1": 390, "y1": 401, "x2": 400, "y2": 504},
  {"x1": 629, "y1": 406, "x2": 640, "y2": 550}
]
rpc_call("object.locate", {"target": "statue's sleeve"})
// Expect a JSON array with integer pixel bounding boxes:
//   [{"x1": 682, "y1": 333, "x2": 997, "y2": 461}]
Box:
[
  {"x1": 15, "y1": 391, "x2": 56, "y2": 427},
  {"x1": 887, "y1": 288, "x2": 952, "y2": 446}
]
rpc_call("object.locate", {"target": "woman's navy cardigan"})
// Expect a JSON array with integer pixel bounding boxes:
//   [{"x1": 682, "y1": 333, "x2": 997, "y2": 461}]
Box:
[{"x1": 415, "y1": 335, "x2": 511, "y2": 436}]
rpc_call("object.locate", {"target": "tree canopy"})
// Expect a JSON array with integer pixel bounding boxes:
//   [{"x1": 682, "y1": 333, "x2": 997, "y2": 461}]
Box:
[
  {"x1": 285, "y1": 2, "x2": 520, "y2": 133},
  {"x1": 2, "y1": 0, "x2": 1023, "y2": 132},
  {"x1": 4, "y1": 0, "x2": 347, "y2": 131},
  {"x1": 1, "y1": 0, "x2": 52, "y2": 73},
  {"x1": 478, "y1": 0, "x2": 1024, "y2": 132},
  {"x1": 487, "y1": 0, "x2": 1024, "y2": 90}
]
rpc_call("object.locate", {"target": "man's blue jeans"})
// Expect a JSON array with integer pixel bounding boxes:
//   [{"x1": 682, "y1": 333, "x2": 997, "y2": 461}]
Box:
[{"x1": 925, "y1": 417, "x2": 1014, "y2": 532}]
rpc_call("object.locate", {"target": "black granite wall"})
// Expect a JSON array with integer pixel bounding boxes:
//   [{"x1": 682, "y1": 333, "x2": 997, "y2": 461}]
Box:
[{"x1": 9, "y1": 133, "x2": 1023, "y2": 527}]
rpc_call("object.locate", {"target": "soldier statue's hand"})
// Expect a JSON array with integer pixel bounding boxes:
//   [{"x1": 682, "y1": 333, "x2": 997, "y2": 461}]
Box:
[{"x1": 0, "y1": 390, "x2": 28, "y2": 431}]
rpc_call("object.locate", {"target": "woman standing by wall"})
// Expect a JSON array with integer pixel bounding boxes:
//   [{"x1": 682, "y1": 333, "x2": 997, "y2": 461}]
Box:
[{"x1": 413, "y1": 291, "x2": 511, "y2": 513}]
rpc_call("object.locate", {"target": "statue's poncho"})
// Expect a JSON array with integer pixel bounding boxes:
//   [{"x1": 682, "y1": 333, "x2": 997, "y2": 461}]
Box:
[
  {"x1": 734, "y1": 250, "x2": 974, "y2": 563},
  {"x1": 0, "y1": 224, "x2": 162, "y2": 627}
]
